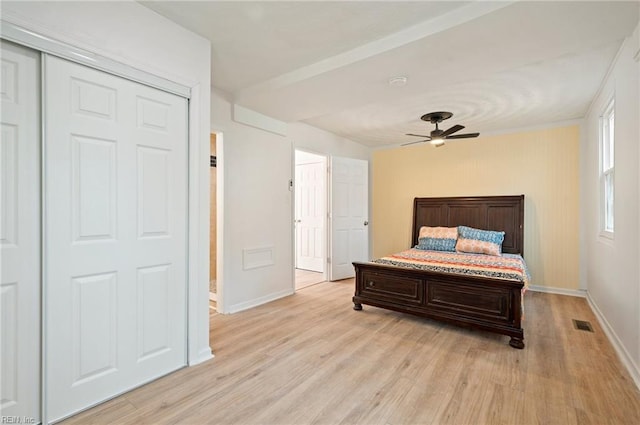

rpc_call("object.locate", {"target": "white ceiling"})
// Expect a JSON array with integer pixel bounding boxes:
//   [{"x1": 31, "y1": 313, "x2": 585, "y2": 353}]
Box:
[{"x1": 142, "y1": 1, "x2": 640, "y2": 147}]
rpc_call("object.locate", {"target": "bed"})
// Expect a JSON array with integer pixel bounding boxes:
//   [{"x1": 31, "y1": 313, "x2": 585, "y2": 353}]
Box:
[{"x1": 352, "y1": 195, "x2": 528, "y2": 349}]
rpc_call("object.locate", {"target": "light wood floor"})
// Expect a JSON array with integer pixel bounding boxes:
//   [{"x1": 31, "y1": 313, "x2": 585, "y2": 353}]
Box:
[
  {"x1": 64, "y1": 279, "x2": 640, "y2": 425},
  {"x1": 295, "y1": 268, "x2": 325, "y2": 290}
]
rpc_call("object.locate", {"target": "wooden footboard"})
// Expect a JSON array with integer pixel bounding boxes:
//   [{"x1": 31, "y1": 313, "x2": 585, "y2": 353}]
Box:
[{"x1": 352, "y1": 261, "x2": 525, "y2": 348}]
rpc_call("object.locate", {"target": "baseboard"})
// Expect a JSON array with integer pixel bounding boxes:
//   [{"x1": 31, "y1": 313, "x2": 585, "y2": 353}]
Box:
[
  {"x1": 527, "y1": 285, "x2": 587, "y2": 297},
  {"x1": 227, "y1": 288, "x2": 294, "y2": 314},
  {"x1": 586, "y1": 293, "x2": 640, "y2": 390},
  {"x1": 189, "y1": 347, "x2": 214, "y2": 366}
]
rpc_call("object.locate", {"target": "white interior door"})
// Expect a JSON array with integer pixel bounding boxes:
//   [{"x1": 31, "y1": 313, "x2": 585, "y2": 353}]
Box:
[
  {"x1": 0, "y1": 40, "x2": 41, "y2": 423},
  {"x1": 44, "y1": 55, "x2": 188, "y2": 422},
  {"x1": 329, "y1": 157, "x2": 368, "y2": 281},
  {"x1": 295, "y1": 159, "x2": 325, "y2": 272}
]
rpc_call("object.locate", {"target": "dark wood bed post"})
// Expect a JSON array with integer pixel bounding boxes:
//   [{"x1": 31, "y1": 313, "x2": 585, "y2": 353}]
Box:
[
  {"x1": 509, "y1": 337, "x2": 525, "y2": 349},
  {"x1": 353, "y1": 195, "x2": 526, "y2": 349}
]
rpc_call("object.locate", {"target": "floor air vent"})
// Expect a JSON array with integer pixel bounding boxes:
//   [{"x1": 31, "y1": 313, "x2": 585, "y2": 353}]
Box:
[{"x1": 573, "y1": 319, "x2": 594, "y2": 332}]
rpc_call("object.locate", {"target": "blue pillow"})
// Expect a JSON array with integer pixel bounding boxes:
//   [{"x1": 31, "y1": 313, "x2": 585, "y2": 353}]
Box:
[
  {"x1": 415, "y1": 226, "x2": 458, "y2": 252},
  {"x1": 458, "y1": 226, "x2": 505, "y2": 245},
  {"x1": 416, "y1": 237, "x2": 457, "y2": 252}
]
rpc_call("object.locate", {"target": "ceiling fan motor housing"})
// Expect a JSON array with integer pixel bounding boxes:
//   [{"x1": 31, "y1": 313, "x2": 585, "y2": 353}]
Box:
[{"x1": 420, "y1": 111, "x2": 453, "y2": 124}]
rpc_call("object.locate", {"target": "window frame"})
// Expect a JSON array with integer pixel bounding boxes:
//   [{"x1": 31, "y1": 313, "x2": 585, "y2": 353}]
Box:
[{"x1": 599, "y1": 96, "x2": 615, "y2": 239}]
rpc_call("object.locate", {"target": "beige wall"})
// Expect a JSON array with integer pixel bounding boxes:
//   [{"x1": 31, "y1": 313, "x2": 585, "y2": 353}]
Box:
[{"x1": 372, "y1": 125, "x2": 579, "y2": 290}]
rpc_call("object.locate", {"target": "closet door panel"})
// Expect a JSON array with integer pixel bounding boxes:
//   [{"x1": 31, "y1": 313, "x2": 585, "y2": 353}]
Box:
[
  {"x1": 0, "y1": 41, "x2": 40, "y2": 423},
  {"x1": 45, "y1": 55, "x2": 188, "y2": 422}
]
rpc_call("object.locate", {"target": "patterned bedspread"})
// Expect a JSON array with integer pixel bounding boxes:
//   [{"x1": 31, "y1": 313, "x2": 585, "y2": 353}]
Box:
[{"x1": 372, "y1": 248, "x2": 530, "y2": 287}]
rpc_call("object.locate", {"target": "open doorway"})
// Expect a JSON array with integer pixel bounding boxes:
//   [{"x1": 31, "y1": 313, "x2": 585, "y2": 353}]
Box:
[{"x1": 294, "y1": 150, "x2": 327, "y2": 290}]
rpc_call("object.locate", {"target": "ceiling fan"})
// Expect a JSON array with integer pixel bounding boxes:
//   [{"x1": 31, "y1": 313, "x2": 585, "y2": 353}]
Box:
[{"x1": 403, "y1": 111, "x2": 479, "y2": 147}]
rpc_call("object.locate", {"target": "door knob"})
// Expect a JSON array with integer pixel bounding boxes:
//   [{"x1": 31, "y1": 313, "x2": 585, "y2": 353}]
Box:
[{"x1": 364, "y1": 220, "x2": 369, "y2": 226}]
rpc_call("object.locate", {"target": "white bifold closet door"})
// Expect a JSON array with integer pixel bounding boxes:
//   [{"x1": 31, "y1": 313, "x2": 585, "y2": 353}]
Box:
[
  {"x1": 0, "y1": 41, "x2": 41, "y2": 423},
  {"x1": 44, "y1": 55, "x2": 188, "y2": 422}
]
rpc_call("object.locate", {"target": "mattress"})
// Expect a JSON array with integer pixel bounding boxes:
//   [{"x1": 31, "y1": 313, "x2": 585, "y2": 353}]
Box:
[{"x1": 372, "y1": 248, "x2": 530, "y2": 287}]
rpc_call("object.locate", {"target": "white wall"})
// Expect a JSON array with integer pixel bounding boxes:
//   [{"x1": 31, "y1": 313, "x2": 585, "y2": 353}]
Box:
[
  {"x1": 582, "y1": 23, "x2": 640, "y2": 386},
  {"x1": 212, "y1": 91, "x2": 370, "y2": 313},
  {"x1": 1, "y1": 1, "x2": 213, "y2": 364},
  {"x1": 290, "y1": 122, "x2": 370, "y2": 160},
  {"x1": 211, "y1": 91, "x2": 294, "y2": 313}
]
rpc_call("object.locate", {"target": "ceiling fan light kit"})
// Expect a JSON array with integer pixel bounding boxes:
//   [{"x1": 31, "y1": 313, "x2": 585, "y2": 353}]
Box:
[{"x1": 402, "y1": 111, "x2": 480, "y2": 148}]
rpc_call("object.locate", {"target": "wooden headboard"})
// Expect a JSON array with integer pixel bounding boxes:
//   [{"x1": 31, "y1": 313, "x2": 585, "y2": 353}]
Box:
[{"x1": 412, "y1": 195, "x2": 525, "y2": 255}]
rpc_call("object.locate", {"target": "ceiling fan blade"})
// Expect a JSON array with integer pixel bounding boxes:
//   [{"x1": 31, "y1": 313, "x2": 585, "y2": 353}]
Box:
[
  {"x1": 441, "y1": 124, "x2": 464, "y2": 137},
  {"x1": 401, "y1": 139, "x2": 429, "y2": 146},
  {"x1": 446, "y1": 132, "x2": 480, "y2": 139},
  {"x1": 405, "y1": 133, "x2": 430, "y2": 138}
]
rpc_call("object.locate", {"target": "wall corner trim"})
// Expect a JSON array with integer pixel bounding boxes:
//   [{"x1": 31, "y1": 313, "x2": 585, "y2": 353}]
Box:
[
  {"x1": 586, "y1": 292, "x2": 640, "y2": 391},
  {"x1": 233, "y1": 104, "x2": 287, "y2": 136}
]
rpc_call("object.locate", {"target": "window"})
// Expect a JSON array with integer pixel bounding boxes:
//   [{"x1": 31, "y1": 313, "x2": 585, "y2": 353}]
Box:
[{"x1": 600, "y1": 98, "x2": 615, "y2": 235}]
